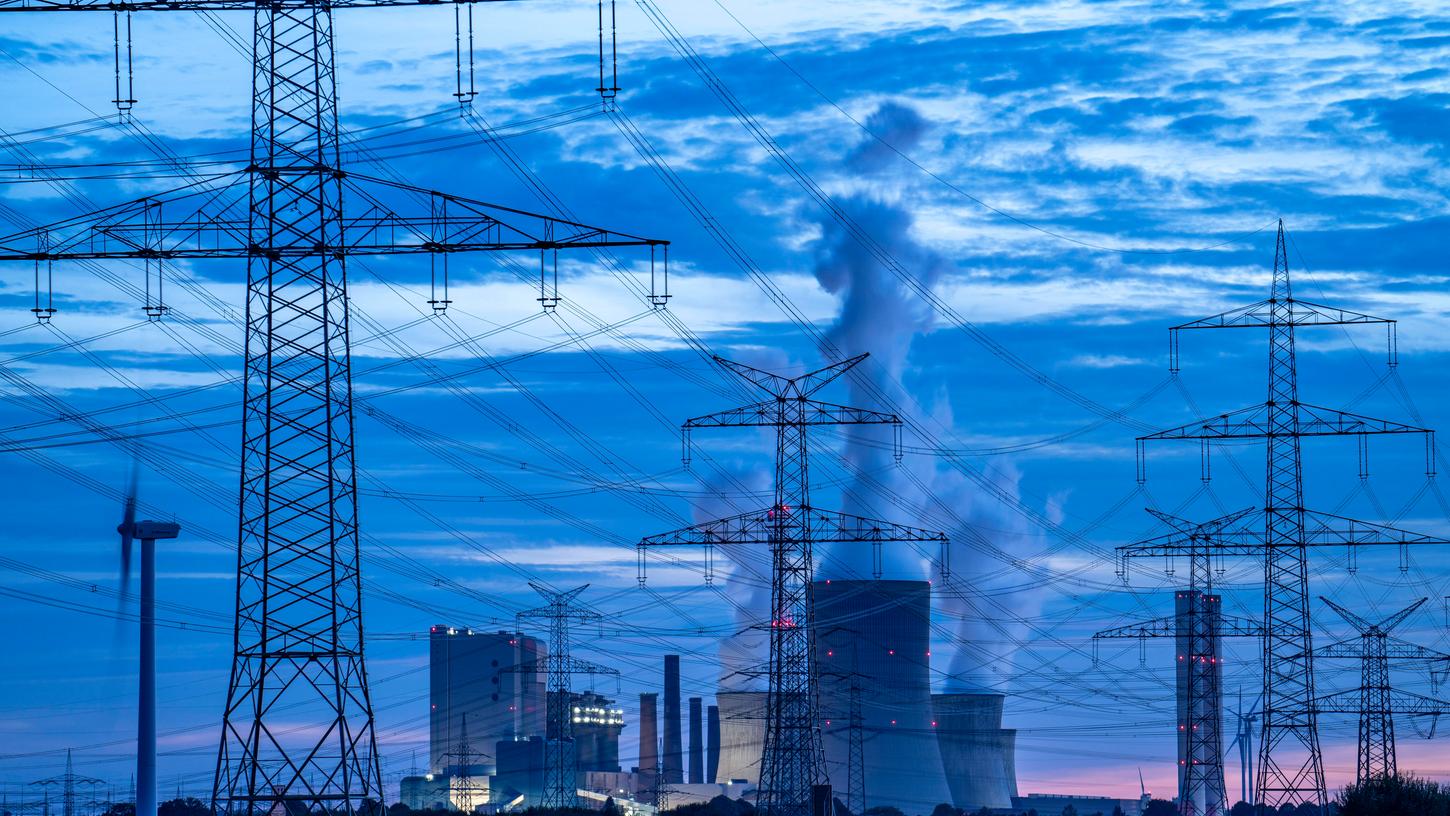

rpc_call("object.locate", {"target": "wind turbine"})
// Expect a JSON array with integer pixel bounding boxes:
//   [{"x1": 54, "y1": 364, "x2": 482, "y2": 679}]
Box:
[
  {"x1": 116, "y1": 470, "x2": 179, "y2": 816},
  {"x1": 1226, "y1": 688, "x2": 1262, "y2": 806}
]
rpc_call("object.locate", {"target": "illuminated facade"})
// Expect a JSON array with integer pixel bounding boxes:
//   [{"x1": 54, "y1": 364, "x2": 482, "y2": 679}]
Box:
[{"x1": 548, "y1": 689, "x2": 627, "y2": 772}]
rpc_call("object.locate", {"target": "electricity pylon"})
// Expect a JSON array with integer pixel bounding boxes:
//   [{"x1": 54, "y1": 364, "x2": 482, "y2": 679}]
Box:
[
  {"x1": 1094, "y1": 510, "x2": 1264, "y2": 816},
  {"x1": 1311, "y1": 597, "x2": 1450, "y2": 785},
  {"x1": 637, "y1": 354, "x2": 948, "y2": 816},
  {"x1": 0, "y1": 4, "x2": 664, "y2": 814},
  {"x1": 32, "y1": 751, "x2": 103, "y2": 816},
  {"x1": 1125, "y1": 221, "x2": 1445, "y2": 808},
  {"x1": 517, "y1": 583, "x2": 619, "y2": 809},
  {"x1": 442, "y1": 714, "x2": 488, "y2": 814}
]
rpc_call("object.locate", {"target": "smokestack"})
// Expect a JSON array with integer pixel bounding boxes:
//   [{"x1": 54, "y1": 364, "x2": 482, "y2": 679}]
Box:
[
  {"x1": 707, "y1": 705, "x2": 721, "y2": 784},
  {"x1": 638, "y1": 693, "x2": 658, "y2": 776},
  {"x1": 663, "y1": 655, "x2": 683, "y2": 784},
  {"x1": 688, "y1": 697, "x2": 704, "y2": 783}
]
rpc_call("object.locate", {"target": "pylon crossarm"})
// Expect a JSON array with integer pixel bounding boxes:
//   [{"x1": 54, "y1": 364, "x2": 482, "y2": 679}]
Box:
[
  {"x1": 712, "y1": 353, "x2": 869, "y2": 399},
  {"x1": 1302, "y1": 510, "x2": 1450, "y2": 548},
  {"x1": 1171, "y1": 298, "x2": 1394, "y2": 333},
  {"x1": 0, "y1": 171, "x2": 665, "y2": 261},
  {"x1": 1137, "y1": 403, "x2": 1429, "y2": 442},
  {"x1": 684, "y1": 399, "x2": 897, "y2": 430},
  {"x1": 1315, "y1": 689, "x2": 1450, "y2": 716},
  {"x1": 1093, "y1": 613, "x2": 1263, "y2": 640},
  {"x1": 639, "y1": 505, "x2": 947, "y2": 547},
  {"x1": 1145, "y1": 505, "x2": 1256, "y2": 538},
  {"x1": 1092, "y1": 616, "x2": 1174, "y2": 639},
  {"x1": 1314, "y1": 639, "x2": 1449, "y2": 661},
  {"x1": 1120, "y1": 508, "x2": 1448, "y2": 560}
]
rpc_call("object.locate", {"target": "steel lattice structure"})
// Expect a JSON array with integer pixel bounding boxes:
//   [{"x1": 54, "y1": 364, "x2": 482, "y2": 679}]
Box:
[
  {"x1": 517, "y1": 583, "x2": 618, "y2": 809},
  {"x1": 1127, "y1": 221, "x2": 1444, "y2": 808},
  {"x1": 1095, "y1": 511, "x2": 1264, "y2": 816},
  {"x1": 1312, "y1": 597, "x2": 1450, "y2": 785},
  {"x1": 638, "y1": 354, "x2": 947, "y2": 816},
  {"x1": 0, "y1": 4, "x2": 664, "y2": 814}
]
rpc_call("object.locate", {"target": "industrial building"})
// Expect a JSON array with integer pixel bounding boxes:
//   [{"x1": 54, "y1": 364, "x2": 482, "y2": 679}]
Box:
[
  {"x1": 714, "y1": 581, "x2": 1021, "y2": 813},
  {"x1": 815, "y1": 579, "x2": 951, "y2": 813},
  {"x1": 715, "y1": 690, "x2": 767, "y2": 784},
  {"x1": 429, "y1": 626, "x2": 546, "y2": 775},
  {"x1": 546, "y1": 690, "x2": 626, "y2": 772},
  {"x1": 933, "y1": 693, "x2": 1018, "y2": 810}
]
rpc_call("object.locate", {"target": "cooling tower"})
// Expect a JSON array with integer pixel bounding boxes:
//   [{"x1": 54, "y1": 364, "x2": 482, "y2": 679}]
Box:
[
  {"x1": 715, "y1": 690, "x2": 767, "y2": 784},
  {"x1": 815, "y1": 580, "x2": 952, "y2": 813},
  {"x1": 932, "y1": 693, "x2": 1018, "y2": 810}
]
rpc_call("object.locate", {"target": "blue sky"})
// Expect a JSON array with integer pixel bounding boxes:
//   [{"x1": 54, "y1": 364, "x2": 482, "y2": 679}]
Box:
[{"x1": 0, "y1": 0, "x2": 1448, "y2": 805}]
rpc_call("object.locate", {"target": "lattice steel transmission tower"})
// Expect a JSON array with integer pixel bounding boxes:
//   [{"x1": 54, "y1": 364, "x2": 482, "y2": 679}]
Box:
[
  {"x1": 1312, "y1": 597, "x2": 1450, "y2": 785},
  {"x1": 1126, "y1": 221, "x2": 1445, "y2": 808},
  {"x1": 0, "y1": 5, "x2": 663, "y2": 814},
  {"x1": 32, "y1": 751, "x2": 103, "y2": 816},
  {"x1": 442, "y1": 714, "x2": 488, "y2": 814},
  {"x1": 1094, "y1": 511, "x2": 1263, "y2": 816},
  {"x1": 637, "y1": 354, "x2": 947, "y2": 816},
  {"x1": 518, "y1": 583, "x2": 619, "y2": 809}
]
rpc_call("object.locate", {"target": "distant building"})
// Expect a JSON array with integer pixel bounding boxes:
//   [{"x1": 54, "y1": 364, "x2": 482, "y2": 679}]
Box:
[
  {"x1": 815, "y1": 579, "x2": 952, "y2": 813},
  {"x1": 714, "y1": 690, "x2": 766, "y2": 785},
  {"x1": 429, "y1": 626, "x2": 546, "y2": 775},
  {"x1": 934, "y1": 692, "x2": 1018, "y2": 810},
  {"x1": 547, "y1": 689, "x2": 626, "y2": 772},
  {"x1": 492, "y1": 736, "x2": 546, "y2": 807}
]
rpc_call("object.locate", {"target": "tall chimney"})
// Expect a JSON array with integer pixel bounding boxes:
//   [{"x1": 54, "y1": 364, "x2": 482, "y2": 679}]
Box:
[
  {"x1": 638, "y1": 692, "x2": 658, "y2": 776},
  {"x1": 663, "y1": 654, "x2": 684, "y2": 784},
  {"x1": 707, "y1": 704, "x2": 721, "y2": 784},
  {"x1": 689, "y1": 697, "x2": 704, "y2": 784}
]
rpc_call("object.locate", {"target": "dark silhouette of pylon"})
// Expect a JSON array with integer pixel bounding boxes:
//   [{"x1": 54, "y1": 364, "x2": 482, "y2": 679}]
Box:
[
  {"x1": 1125, "y1": 221, "x2": 1445, "y2": 808},
  {"x1": 637, "y1": 354, "x2": 947, "y2": 816},
  {"x1": 1094, "y1": 510, "x2": 1263, "y2": 816},
  {"x1": 0, "y1": 3, "x2": 664, "y2": 813},
  {"x1": 517, "y1": 583, "x2": 618, "y2": 809},
  {"x1": 1311, "y1": 597, "x2": 1450, "y2": 785},
  {"x1": 442, "y1": 714, "x2": 488, "y2": 814},
  {"x1": 32, "y1": 750, "x2": 103, "y2": 816}
]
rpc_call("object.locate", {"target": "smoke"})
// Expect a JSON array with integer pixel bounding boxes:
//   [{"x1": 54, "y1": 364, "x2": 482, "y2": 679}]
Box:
[
  {"x1": 811, "y1": 102, "x2": 1048, "y2": 693},
  {"x1": 813, "y1": 102, "x2": 945, "y2": 580},
  {"x1": 926, "y1": 393, "x2": 1055, "y2": 693}
]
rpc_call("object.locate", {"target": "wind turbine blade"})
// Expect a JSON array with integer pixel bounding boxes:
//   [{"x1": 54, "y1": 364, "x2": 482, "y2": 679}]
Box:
[{"x1": 118, "y1": 458, "x2": 139, "y2": 606}]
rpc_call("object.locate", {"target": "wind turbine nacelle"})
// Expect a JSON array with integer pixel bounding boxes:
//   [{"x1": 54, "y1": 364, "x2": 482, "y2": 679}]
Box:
[{"x1": 121, "y1": 520, "x2": 181, "y2": 540}]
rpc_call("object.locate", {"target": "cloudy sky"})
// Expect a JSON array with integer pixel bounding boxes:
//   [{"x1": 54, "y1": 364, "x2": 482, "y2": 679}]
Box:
[{"x1": 0, "y1": 0, "x2": 1448, "y2": 806}]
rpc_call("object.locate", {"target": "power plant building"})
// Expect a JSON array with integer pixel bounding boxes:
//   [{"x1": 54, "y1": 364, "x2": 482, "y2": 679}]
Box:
[
  {"x1": 715, "y1": 690, "x2": 767, "y2": 784},
  {"x1": 714, "y1": 580, "x2": 1019, "y2": 810},
  {"x1": 815, "y1": 579, "x2": 952, "y2": 813},
  {"x1": 933, "y1": 692, "x2": 1019, "y2": 810},
  {"x1": 429, "y1": 626, "x2": 546, "y2": 775},
  {"x1": 546, "y1": 690, "x2": 626, "y2": 772}
]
